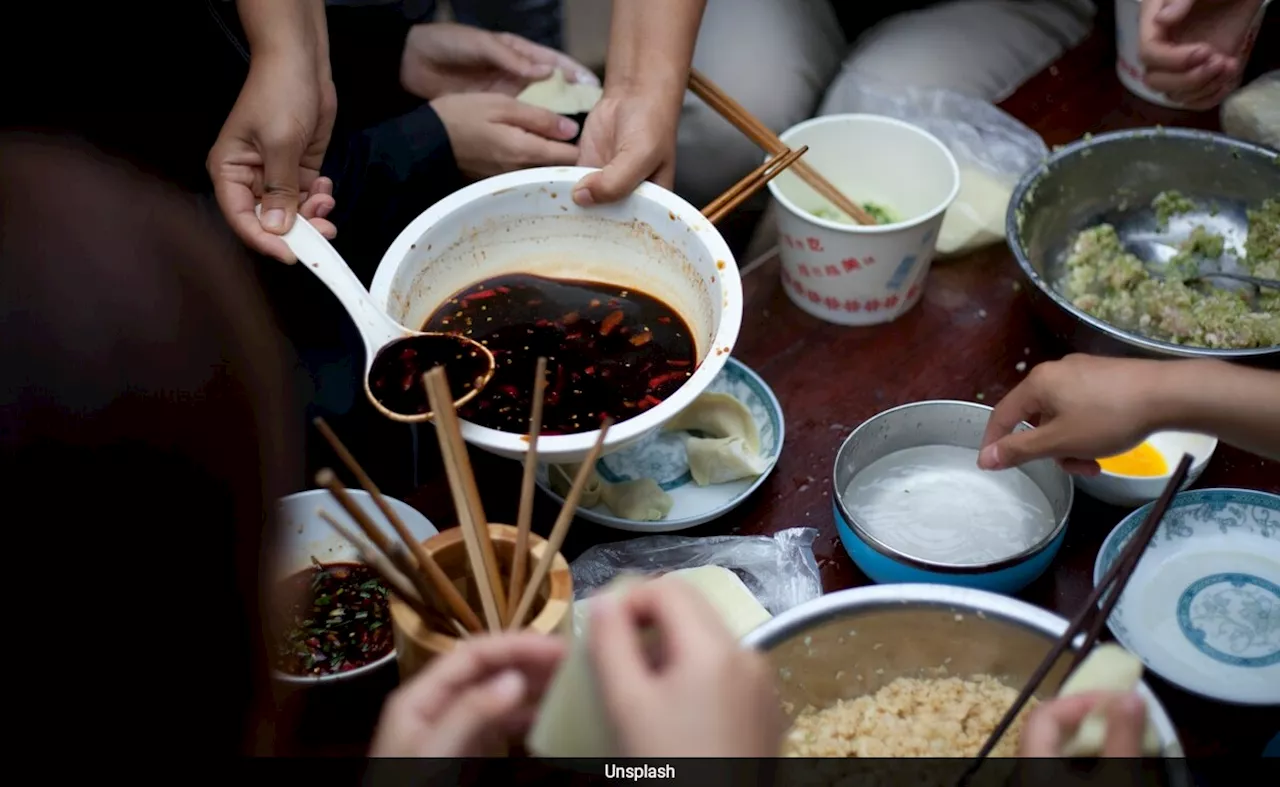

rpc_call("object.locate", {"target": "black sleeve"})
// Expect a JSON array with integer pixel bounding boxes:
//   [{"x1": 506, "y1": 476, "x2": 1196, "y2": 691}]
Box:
[
  {"x1": 326, "y1": 4, "x2": 420, "y2": 136},
  {"x1": 323, "y1": 102, "x2": 466, "y2": 283}
]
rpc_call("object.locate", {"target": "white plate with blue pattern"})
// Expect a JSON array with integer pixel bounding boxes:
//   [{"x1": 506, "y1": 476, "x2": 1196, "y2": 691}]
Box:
[
  {"x1": 535, "y1": 357, "x2": 783, "y2": 532},
  {"x1": 1094, "y1": 488, "x2": 1280, "y2": 705}
]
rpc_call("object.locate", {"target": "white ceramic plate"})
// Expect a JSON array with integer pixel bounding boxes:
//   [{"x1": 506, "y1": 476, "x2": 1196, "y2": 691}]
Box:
[
  {"x1": 1074, "y1": 430, "x2": 1217, "y2": 509},
  {"x1": 273, "y1": 488, "x2": 439, "y2": 684},
  {"x1": 1094, "y1": 487, "x2": 1280, "y2": 705},
  {"x1": 535, "y1": 357, "x2": 784, "y2": 532}
]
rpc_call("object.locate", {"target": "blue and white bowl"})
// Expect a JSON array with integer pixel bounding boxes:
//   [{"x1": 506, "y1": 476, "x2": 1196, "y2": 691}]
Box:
[
  {"x1": 833, "y1": 400, "x2": 1073, "y2": 595},
  {"x1": 1094, "y1": 487, "x2": 1280, "y2": 706}
]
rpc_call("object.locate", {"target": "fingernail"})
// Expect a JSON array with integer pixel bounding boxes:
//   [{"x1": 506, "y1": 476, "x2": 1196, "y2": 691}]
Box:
[
  {"x1": 263, "y1": 209, "x2": 284, "y2": 231},
  {"x1": 489, "y1": 670, "x2": 525, "y2": 703},
  {"x1": 978, "y1": 445, "x2": 1000, "y2": 470},
  {"x1": 573, "y1": 188, "x2": 594, "y2": 206},
  {"x1": 558, "y1": 117, "x2": 580, "y2": 138}
]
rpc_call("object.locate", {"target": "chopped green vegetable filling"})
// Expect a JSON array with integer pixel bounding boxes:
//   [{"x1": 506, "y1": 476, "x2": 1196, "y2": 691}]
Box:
[
  {"x1": 812, "y1": 201, "x2": 897, "y2": 226},
  {"x1": 1152, "y1": 190, "x2": 1196, "y2": 229}
]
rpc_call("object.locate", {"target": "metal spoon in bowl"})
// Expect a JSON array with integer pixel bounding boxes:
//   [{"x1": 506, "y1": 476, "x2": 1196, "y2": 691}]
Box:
[{"x1": 272, "y1": 214, "x2": 495, "y2": 423}]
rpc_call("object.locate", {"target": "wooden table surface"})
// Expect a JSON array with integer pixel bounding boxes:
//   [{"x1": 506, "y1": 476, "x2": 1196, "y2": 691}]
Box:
[{"x1": 277, "y1": 31, "x2": 1280, "y2": 757}]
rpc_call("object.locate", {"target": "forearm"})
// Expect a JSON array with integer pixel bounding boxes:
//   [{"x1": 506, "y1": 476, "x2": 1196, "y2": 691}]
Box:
[
  {"x1": 235, "y1": 0, "x2": 326, "y2": 63},
  {"x1": 605, "y1": 0, "x2": 706, "y2": 104},
  {"x1": 1153, "y1": 359, "x2": 1280, "y2": 461}
]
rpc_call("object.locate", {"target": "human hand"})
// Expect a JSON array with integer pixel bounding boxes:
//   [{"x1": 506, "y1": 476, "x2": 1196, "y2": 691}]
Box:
[
  {"x1": 977, "y1": 354, "x2": 1176, "y2": 475},
  {"x1": 1139, "y1": 0, "x2": 1263, "y2": 108},
  {"x1": 401, "y1": 22, "x2": 597, "y2": 100},
  {"x1": 432, "y1": 93, "x2": 581, "y2": 180},
  {"x1": 369, "y1": 633, "x2": 566, "y2": 757},
  {"x1": 1019, "y1": 692, "x2": 1148, "y2": 757},
  {"x1": 573, "y1": 86, "x2": 680, "y2": 206},
  {"x1": 587, "y1": 577, "x2": 785, "y2": 757},
  {"x1": 207, "y1": 53, "x2": 337, "y2": 263}
]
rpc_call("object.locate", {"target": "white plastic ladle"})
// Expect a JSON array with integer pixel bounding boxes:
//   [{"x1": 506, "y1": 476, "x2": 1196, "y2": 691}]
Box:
[{"x1": 273, "y1": 215, "x2": 495, "y2": 423}]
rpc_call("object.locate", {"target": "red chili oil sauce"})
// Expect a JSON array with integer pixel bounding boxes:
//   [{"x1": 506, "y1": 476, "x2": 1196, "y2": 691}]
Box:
[
  {"x1": 420, "y1": 273, "x2": 696, "y2": 435},
  {"x1": 366, "y1": 333, "x2": 491, "y2": 417},
  {"x1": 274, "y1": 561, "x2": 393, "y2": 677}
]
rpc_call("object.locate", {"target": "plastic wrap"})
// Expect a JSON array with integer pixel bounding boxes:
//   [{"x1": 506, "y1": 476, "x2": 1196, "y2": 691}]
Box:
[
  {"x1": 569, "y1": 527, "x2": 821, "y2": 634},
  {"x1": 836, "y1": 80, "x2": 1049, "y2": 257}
]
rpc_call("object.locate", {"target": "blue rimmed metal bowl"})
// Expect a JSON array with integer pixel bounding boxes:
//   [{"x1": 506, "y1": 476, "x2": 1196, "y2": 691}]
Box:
[{"x1": 832, "y1": 400, "x2": 1073, "y2": 594}]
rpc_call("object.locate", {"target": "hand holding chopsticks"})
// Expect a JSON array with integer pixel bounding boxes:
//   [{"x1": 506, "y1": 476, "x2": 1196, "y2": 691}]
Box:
[
  {"x1": 957, "y1": 453, "x2": 1194, "y2": 783},
  {"x1": 689, "y1": 69, "x2": 876, "y2": 226}
]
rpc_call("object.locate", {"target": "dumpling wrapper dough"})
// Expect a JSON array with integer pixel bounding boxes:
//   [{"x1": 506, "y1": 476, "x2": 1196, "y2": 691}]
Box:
[
  {"x1": 516, "y1": 69, "x2": 603, "y2": 115},
  {"x1": 686, "y1": 435, "x2": 769, "y2": 486},
  {"x1": 663, "y1": 392, "x2": 761, "y2": 454},
  {"x1": 936, "y1": 165, "x2": 1012, "y2": 258},
  {"x1": 527, "y1": 567, "x2": 772, "y2": 757},
  {"x1": 1056, "y1": 643, "x2": 1161, "y2": 756}
]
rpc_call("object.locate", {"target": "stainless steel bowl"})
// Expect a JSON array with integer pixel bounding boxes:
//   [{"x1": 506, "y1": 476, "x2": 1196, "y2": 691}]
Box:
[
  {"x1": 1006, "y1": 127, "x2": 1280, "y2": 366},
  {"x1": 743, "y1": 584, "x2": 1186, "y2": 762}
]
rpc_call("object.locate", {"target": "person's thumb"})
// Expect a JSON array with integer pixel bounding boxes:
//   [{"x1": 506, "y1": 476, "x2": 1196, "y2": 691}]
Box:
[
  {"x1": 1101, "y1": 694, "x2": 1147, "y2": 757},
  {"x1": 981, "y1": 420, "x2": 1067, "y2": 471},
  {"x1": 573, "y1": 149, "x2": 654, "y2": 206},
  {"x1": 427, "y1": 670, "x2": 527, "y2": 756},
  {"x1": 257, "y1": 134, "x2": 305, "y2": 236}
]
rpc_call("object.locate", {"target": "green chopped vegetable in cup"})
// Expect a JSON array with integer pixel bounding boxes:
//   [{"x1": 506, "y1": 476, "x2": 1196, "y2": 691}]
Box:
[{"x1": 812, "y1": 202, "x2": 897, "y2": 225}]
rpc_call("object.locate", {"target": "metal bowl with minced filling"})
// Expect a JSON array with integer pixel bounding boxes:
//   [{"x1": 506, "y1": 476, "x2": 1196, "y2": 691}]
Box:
[{"x1": 1007, "y1": 128, "x2": 1280, "y2": 366}]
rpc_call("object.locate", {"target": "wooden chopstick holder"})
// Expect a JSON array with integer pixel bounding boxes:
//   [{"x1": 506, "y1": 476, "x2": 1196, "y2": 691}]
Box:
[
  {"x1": 507, "y1": 357, "x2": 547, "y2": 628},
  {"x1": 510, "y1": 418, "x2": 613, "y2": 629},
  {"x1": 956, "y1": 453, "x2": 1194, "y2": 784},
  {"x1": 313, "y1": 418, "x2": 482, "y2": 633},
  {"x1": 423, "y1": 367, "x2": 507, "y2": 632},
  {"x1": 703, "y1": 146, "x2": 808, "y2": 224},
  {"x1": 688, "y1": 69, "x2": 875, "y2": 226}
]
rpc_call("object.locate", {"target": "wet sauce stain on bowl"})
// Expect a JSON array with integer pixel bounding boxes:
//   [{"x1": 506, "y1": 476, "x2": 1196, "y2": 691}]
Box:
[{"x1": 421, "y1": 273, "x2": 696, "y2": 435}]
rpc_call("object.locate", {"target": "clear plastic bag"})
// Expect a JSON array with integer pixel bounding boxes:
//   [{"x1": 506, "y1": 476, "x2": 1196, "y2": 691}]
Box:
[
  {"x1": 837, "y1": 79, "x2": 1049, "y2": 258},
  {"x1": 569, "y1": 527, "x2": 821, "y2": 634}
]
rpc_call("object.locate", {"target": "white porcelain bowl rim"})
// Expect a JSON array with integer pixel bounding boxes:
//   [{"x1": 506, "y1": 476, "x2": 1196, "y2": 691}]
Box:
[
  {"x1": 767, "y1": 114, "x2": 962, "y2": 234},
  {"x1": 1096, "y1": 432, "x2": 1217, "y2": 479},
  {"x1": 369, "y1": 166, "x2": 742, "y2": 458}
]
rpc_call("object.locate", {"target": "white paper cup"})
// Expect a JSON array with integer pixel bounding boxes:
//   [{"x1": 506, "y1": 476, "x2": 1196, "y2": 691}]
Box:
[
  {"x1": 1116, "y1": 0, "x2": 1271, "y2": 108},
  {"x1": 767, "y1": 115, "x2": 959, "y2": 326}
]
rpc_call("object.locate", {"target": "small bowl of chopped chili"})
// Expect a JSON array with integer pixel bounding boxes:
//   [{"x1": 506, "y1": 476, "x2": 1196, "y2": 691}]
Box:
[{"x1": 271, "y1": 489, "x2": 439, "y2": 684}]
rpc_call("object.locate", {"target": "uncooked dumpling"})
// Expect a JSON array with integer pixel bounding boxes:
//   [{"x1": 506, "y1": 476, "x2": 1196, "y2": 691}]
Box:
[
  {"x1": 599, "y1": 478, "x2": 673, "y2": 521},
  {"x1": 686, "y1": 435, "x2": 769, "y2": 486},
  {"x1": 549, "y1": 463, "x2": 604, "y2": 508},
  {"x1": 663, "y1": 392, "x2": 761, "y2": 453},
  {"x1": 517, "y1": 69, "x2": 603, "y2": 115},
  {"x1": 1056, "y1": 643, "x2": 1161, "y2": 756}
]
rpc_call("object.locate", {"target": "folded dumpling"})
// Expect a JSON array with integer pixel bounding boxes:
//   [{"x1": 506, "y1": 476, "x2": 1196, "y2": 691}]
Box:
[
  {"x1": 549, "y1": 463, "x2": 604, "y2": 508},
  {"x1": 549, "y1": 465, "x2": 671, "y2": 521},
  {"x1": 600, "y1": 478, "x2": 673, "y2": 521},
  {"x1": 686, "y1": 435, "x2": 769, "y2": 486},
  {"x1": 663, "y1": 392, "x2": 761, "y2": 453}
]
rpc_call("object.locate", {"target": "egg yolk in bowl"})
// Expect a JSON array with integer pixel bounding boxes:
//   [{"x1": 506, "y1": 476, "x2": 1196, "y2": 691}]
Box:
[{"x1": 1097, "y1": 442, "x2": 1168, "y2": 477}]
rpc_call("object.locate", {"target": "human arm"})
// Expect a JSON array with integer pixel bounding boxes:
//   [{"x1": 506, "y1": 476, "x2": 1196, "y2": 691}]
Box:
[
  {"x1": 572, "y1": 0, "x2": 707, "y2": 205},
  {"x1": 978, "y1": 354, "x2": 1280, "y2": 473},
  {"x1": 208, "y1": 0, "x2": 336, "y2": 262}
]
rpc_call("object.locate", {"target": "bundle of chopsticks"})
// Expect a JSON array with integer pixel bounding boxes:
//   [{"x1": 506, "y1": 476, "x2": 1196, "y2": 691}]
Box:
[
  {"x1": 690, "y1": 69, "x2": 878, "y2": 226},
  {"x1": 956, "y1": 453, "x2": 1195, "y2": 783},
  {"x1": 313, "y1": 357, "x2": 611, "y2": 638}
]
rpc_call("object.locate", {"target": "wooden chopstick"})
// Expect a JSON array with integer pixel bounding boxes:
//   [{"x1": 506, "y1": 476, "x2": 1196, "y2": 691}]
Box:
[
  {"x1": 423, "y1": 367, "x2": 507, "y2": 632},
  {"x1": 506, "y1": 357, "x2": 547, "y2": 628},
  {"x1": 957, "y1": 454, "x2": 1194, "y2": 782},
  {"x1": 688, "y1": 69, "x2": 876, "y2": 226},
  {"x1": 703, "y1": 146, "x2": 808, "y2": 225},
  {"x1": 315, "y1": 508, "x2": 453, "y2": 637},
  {"x1": 312, "y1": 417, "x2": 482, "y2": 633},
  {"x1": 509, "y1": 418, "x2": 613, "y2": 629}
]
